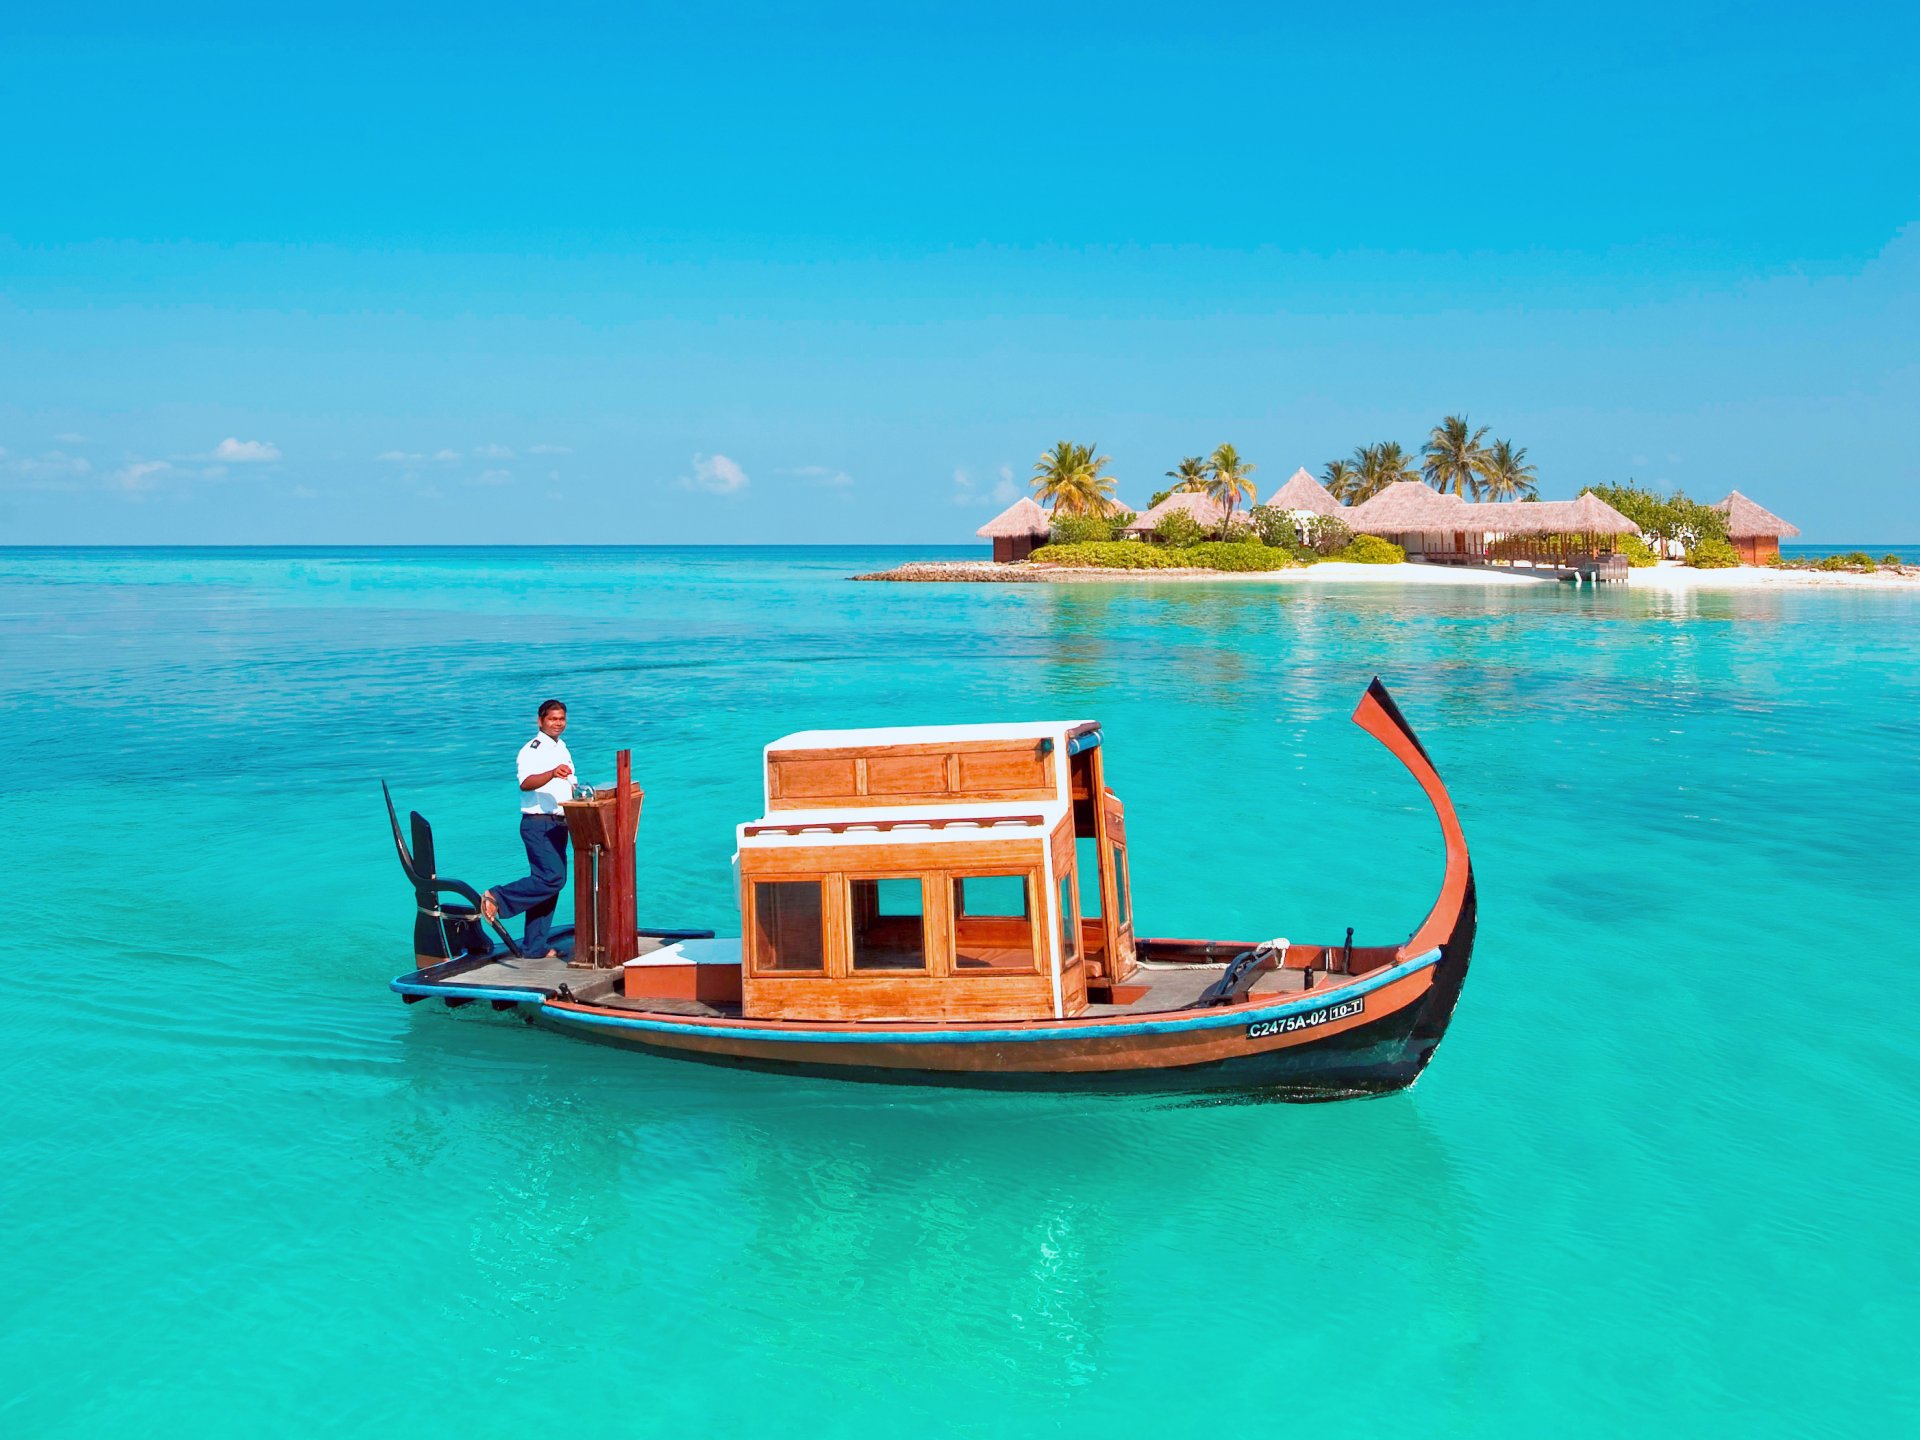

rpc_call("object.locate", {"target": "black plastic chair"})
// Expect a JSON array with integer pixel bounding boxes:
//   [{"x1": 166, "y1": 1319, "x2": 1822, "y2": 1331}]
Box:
[{"x1": 382, "y1": 782, "x2": 521, "y2": 962}]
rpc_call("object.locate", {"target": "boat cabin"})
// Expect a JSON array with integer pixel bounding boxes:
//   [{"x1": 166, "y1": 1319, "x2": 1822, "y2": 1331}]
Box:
[{"x1": 733, "y1": 721, "x2": 1136, "y2": 1021}]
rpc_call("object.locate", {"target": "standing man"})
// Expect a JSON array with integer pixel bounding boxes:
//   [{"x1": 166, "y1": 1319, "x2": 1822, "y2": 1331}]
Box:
[{"x1": 481, "y1": 699, "x2": 575, "y2": 959}]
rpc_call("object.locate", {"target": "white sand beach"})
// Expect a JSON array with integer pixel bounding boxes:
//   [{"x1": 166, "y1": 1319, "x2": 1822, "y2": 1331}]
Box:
[{"x1": 859, "y1": 560, "x2": 1920, "y2": 589}]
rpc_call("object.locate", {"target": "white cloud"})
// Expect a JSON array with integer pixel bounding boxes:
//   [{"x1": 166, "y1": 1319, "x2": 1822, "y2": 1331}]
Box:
[
  {"x1": 473, "y1": 444, "x2": 514, "y2": 460},
  {"x1": 377, "y1": 449, "x2": 425, "y2": 462},
  {"x1": 527, "y1": 443, "x2": 572, "y2": 455},
  {"x1": 683, "y1": 452, "x2": 749, "y2": 494},
  {"x1": 951, "y1": 463, "x2": 1022, "y2": 508},
  {"x1": 433, "y1": 448, "x2": 461, "y2": 462},
  {"x1": 1, "y1": 450, "x2": 94, "y2": 490},
  {"x1": 469, "y1": 468, "x2": 513, "y2": 486},
  {"x1": 212, "y1": 437, "x2": 281, "y2": 462},
  {"x1": 114, "y1": 460, "x2": 172, "y2": 492},
  {"x1": 791, "y1": 464, "x2": 854, "y2": 489}
]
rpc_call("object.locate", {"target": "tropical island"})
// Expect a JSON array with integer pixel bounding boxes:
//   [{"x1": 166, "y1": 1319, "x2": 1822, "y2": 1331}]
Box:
[{"x1": 861, "y1": 418, "x2": 1915, "y2": 588}]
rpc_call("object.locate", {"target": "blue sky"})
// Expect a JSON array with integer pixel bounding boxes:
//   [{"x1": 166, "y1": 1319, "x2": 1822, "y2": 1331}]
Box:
[{"x1": 3, "y1": 2, "x2": 1916, "y2": 543}]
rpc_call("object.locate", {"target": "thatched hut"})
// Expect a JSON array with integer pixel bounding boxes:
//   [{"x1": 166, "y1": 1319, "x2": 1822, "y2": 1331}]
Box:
[
  {"x1": 1264, "y1": 468, "x2": 1344, "y2": 519},
  {"x1": 1344, "y1": 482, "x2": 1466, "y2": 556},
  {"x1": 1347, "y1": 482, "x2": 1639, "y2": 564},
  {"x1": 976, "y1": 497, "x2": 1052, "y2": 563},
  {"x1": 1120, "y1": 490, "x2": 1249, "y2": 539},
  {"x1": 1715, "y1": 490, "x2": 1800, "y2": 565}
]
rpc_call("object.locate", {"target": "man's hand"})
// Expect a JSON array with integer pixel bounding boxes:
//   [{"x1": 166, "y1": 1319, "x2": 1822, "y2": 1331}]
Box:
[{"x1": 554, "y1": 764, "x2": 574, "y2": 779}]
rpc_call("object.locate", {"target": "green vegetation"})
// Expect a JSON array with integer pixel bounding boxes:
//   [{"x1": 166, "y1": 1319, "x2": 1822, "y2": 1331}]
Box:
[
  {"x1": 1335, "y1": 535, "x2": 1405, "y2": 564},
  {"x1": 1479, "y1": 439, "x2": 1539, "y2": 501},
  {"x1": 1817, "y1": 551, "x2": 1878, "y2": 572},
  {"x1": 1423, "y1": 416, "x2": 1490, "y2": 498},
  {"x1": 1048, "y1": 512, "x2": 1133, "y2": 544},
  {"x1": 1248, "y1": 505, "x2": 1293, "y2": 548},
  {"x1": 1206, "y1": 443, "x2": 1257, "y2": 526},
  {"x1": 1618, "y1": 534, "x2": 1660, "y2": 568},
  {"x1": 1582, "y1": 482, "x2": 1727, "y2": 552},
  {"x1": 1188, "y1": 542, "x2": 1294, "y2": 572},
  {"x1": 1321, "y1": 458, "x2": 1360, "y2": 504},
  {"x1": 1298, "y1": 514, "x2": 1354, "y2": 556},
  {"x1": 1349, "y1": 441, "x2": 1419, "y2": 501},
  {"x1": 1686, "y1": 536, "x2": 1740, "y2": 569},
  {"x1": 1151, "y1": 509, "x2": 1208, "y2": 548},
  {"x1": 1028, "y1": 542, "x2": 1188, "y2": 569},
  {"x1": 1031, "y1": 441, "x2": 1118, "y2": 516},
  {"x1": 1884, "y1": 554, "x2": 1904, "y2": 568},
  {"x1": 1163, "y1": 456, "x2": 1210, "y2": 494},
  {"x1": 1027, "y1": 541, "x2": 1297, "y2": 572}
]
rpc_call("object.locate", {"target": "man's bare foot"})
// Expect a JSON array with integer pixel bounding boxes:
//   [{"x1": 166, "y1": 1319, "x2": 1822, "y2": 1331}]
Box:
[
  {"x1": 479, "y1": 890, "x2": 498, "y2": 923},
  {"x1": 542, "y1": 950, "x2": 561, "y2": 959}
]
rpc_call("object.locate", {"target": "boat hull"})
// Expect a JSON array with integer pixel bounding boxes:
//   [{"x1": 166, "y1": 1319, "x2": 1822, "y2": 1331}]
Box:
[{"x1": 530, "y1": 907, "x2": 1473, "y2": 1100}]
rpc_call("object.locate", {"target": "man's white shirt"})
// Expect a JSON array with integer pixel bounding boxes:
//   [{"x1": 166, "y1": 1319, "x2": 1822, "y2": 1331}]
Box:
[{"x1": 517, "y1": 733, "x2": 576, "y2": 815}]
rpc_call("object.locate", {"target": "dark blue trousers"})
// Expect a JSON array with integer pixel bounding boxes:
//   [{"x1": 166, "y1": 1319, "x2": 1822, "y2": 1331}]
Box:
[{"x1": 492, "y1": 814, "x2": 569, "y2": 955}]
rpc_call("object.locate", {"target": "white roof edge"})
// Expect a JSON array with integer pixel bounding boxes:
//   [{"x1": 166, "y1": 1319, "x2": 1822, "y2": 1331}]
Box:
[{"x1": 767, "y1": 720, "x2": 1097, "y2": 752}]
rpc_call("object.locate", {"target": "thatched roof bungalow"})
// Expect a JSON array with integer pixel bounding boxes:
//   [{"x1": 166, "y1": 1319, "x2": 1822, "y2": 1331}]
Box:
[
  {"x1": 1346, "y1": 482, "x2": 1638, "y2": 563},
  {"x1": 1264, "y1": 468, "x2": 1344, "y2": 518},
  {"x1": 1714, "y1": 490, "x2": 1800, "y2": 564},
  {"x1": 976, "y1": 497, "x2": 1052, "y2": 563},
  {"x1": 1120, "y1": 490, "x2": 1250, "y2": 538}
]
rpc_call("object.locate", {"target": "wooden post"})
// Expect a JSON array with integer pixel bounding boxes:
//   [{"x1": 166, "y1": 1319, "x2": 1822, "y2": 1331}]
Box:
[{"x1": 561, "y1": 752, "x2": 644, "y2": 969}]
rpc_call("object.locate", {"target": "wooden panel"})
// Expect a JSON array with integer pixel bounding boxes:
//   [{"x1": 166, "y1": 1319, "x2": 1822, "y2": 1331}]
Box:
[
  {"x1": 766, "y1": 739, "x2": 1058, "y2": 810},
  {"x1": 743, "y1": 972, "x2": 1056, "y2": 1022},
  {"x1": 622, "y1": 963, "x2": 742, "y2": 1005},
  {"x1": 865, "y1": 753, "x2": 951, "y2": 795},
  {"x1": 772, "y1": 756, "x2": 859, "y2": 801},
  {"x1": 740, "y1": 837, "x2": 1045, "y2": 879},
  {"x1": 957, "y1": 747, "x2": 1050, "y2": 793}
]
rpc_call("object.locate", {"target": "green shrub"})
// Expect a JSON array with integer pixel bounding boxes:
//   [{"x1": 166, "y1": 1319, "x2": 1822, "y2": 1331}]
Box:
[
  {"x1": 1816, "y1": 551, "x2": 1878, "y2": 572},
  {"x1": 1027, "y1": 542, "x2": 1187, "y2": 570},
  {"x1": 1618, "y1": 535, "x2": 1660, "y2": 568},
  {"x1": 1249, "y1": 505, "x2": 1292, "y2": 548},
  {"x1": 1151, "y1": 509, "x2": 1208, "y2": 548},
  {"x1": 1179, "y1": 542, "x2": 1297, "y2": 572},
  {"x1": 1049, "y1": 513, "x2": 1117, "y2": 545},
  {"x1": 1334, "y1": 535, "x2": 1405, "y2": 564},
  {"x1": 1300, "y1": 514, "x2": 1354, "y2": 556},
  {"x1": 1883, "y1": 554, "x2": 1904, "y2": 568},
  {"x1": 1686, "y1": 536, "x2": 1741, "y2": 568}
]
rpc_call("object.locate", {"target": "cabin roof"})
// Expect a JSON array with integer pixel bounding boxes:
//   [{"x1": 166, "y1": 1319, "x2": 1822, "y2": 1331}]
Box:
[
  {"x1": 975, "y1": 496, "x2": 1053, "y2": 539},
  {"x1": 1715, "y1": 489, "x2": 1800, "y2": 538},
  {"x1": 767, "y1": 720, "x2": 1096, "y2": 752},
  {"x1": 1265, "y1": 467, "x2": 1344, "y2": 516}
]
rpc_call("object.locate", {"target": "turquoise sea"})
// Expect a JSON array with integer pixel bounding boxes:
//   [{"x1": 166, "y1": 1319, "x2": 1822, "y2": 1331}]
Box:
[{"x1": 2, "y1": 546, "x2": 1916, "y2": 1438}]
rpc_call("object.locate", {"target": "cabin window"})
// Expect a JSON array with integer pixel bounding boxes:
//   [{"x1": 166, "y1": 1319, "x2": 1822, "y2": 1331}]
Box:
[
  {"x1": 1073, "y1": 837, "x2": 1103, "y2": 918},
  {"x1": 750, "y1": 879, "x2": 826, "y2": 973},
  {"x1": 849, "y1": 877, "x2": 928, "y2": 972},
  {"x1": 951, "y1": 873, "x2": 1037, "y2": 973},
  {"x1": 1057, "y1": 873, "x2": 1078, "y2": 966},
  {"x1": 1110, "y1": 844, "x2": 1130, "y2": 930}
]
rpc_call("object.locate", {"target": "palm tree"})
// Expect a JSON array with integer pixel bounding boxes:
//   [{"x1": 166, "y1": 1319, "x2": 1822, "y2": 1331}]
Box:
[
  {"x1": 1164, "y1": 456, "x2": 1210, "y2": 493},
  {"x1": 1423, "y1": 415, "x2": 1491, "y2": 497},
  {"x1": 1479, "y1": 439, "x2": 1537, "y2": 502},
  {"x1": 1205, "y1": 443, "x2": 1257, "y2": 526},
  {"x1": 1321, "y1": 458, "x2": 1360, "y2": 504},
  {"x1": 1031, "y1": 441, "x2": 1117, "y2": 516},
  {"x1": 1352, "y1": 441, "x2": 1418, "y2": 501}
]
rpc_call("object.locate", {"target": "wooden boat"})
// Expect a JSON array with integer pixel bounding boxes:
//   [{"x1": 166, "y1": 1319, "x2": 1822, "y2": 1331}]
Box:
[{"x1": 387, "y1": 680, "x2": 1475, "y2": 1100}]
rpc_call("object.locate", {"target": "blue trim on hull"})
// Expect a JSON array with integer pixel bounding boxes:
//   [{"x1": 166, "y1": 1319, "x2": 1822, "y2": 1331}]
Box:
[{"x1": 532, "y1": 949, "x2": 1442, "y2": 1046}]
